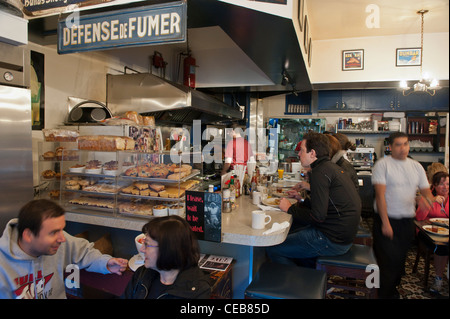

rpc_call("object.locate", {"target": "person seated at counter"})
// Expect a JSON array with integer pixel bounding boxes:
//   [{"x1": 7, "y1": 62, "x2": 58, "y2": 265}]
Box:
[
  {"x1": 296, "y1": 134, "x2": 359, "y2": 192},
  {"x1": 221, "y1": 123, "x2": 253, "y2": 174},
  {"x1": 266, "y1": 132, "x2": 361, "y2": 266},
  {"x1": 0, "y1": 199, "x2": 128, "y2": 299},
  {"x1": 415, "y1": 171, "x2": 449, "y2": 294},
  {"x1": 326, "y1": 133, "x2": 359, "y2": 191},
  {"x1": 121, "y1": 215, "x2": 212, "y2": 299}
]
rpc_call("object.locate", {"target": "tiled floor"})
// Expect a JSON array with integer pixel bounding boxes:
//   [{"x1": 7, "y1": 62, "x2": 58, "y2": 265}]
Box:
[{"x1": 327, "y1": 217, "x2": 449, "y2": 299}]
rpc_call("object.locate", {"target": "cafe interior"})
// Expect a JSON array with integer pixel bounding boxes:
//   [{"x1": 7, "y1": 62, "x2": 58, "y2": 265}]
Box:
[{"x1": 0, "y1": 0, "x2": 448, "y2": 300}]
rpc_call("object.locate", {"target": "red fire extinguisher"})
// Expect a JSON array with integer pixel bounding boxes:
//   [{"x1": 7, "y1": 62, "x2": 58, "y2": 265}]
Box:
[{"x1": 183, "y1": 55, "x2": 196, "y2": 88}]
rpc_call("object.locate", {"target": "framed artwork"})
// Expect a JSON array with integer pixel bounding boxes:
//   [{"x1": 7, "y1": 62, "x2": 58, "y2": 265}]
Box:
[
  {"x1": 298, "y1": 0, "x2": 304, "y2": 32},
  {"x1": 304, "y1": 15, "x2": 309, "y2": 54},
  {"x1": 396, "y1": 48, "x2": 421, "y2": 66},
  {"x1": 342, "y1": 49, "x2": 364, "y2": 71},
  {"x1": 308, "y1": 39, "x2": 312, "y2": 67}
]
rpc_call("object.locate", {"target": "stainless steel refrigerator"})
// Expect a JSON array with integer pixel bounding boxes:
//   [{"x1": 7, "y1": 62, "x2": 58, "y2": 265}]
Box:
[{"x1": 0, "y1": 42, "x2": 33, "y2": 233}]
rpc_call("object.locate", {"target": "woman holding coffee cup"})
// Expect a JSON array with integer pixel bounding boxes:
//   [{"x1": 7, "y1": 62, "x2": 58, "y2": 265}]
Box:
[{"x1": 121, "y1": 216, "x2": 211, "y2": 299}]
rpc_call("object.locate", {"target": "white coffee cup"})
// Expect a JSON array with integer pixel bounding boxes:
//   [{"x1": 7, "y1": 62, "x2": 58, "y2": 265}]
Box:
[
  {"x1": 252, "y1": 191, "x2": 261, "y2": 205},
  {"x1": 252, "y1": 210, "x2": 272, "y2": 229}
]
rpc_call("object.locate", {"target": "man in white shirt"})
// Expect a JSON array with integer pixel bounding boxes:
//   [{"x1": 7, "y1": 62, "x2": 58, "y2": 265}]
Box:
[{"x1": 372, "y1": 132, "x2": 434, "y2": 299}]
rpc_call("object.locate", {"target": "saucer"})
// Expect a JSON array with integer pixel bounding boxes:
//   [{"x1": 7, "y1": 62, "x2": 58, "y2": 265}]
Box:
[{"x1": 129, "y1": 254, "x2": 145, "y2": 271}]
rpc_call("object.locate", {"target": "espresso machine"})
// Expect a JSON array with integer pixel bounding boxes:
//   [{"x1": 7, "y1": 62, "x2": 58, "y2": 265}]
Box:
[
  {"x1": 347, "y1": 147, "x2": 375, "y2": 172},
  {"x1": 347, "y1": 147, "x2": 376, "y2": 216}
]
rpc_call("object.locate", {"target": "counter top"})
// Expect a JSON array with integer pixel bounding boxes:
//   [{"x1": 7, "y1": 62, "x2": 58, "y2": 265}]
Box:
[
  {"x1": 222, "y1": 196, "x2": 292, "y2": 247},
  {"x1": 65, "y1": 195, "x2": 292, "y2": 247}
]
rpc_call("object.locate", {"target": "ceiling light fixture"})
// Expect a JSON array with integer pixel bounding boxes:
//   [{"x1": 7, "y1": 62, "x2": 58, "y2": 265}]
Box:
[{"x1": 400, "y1": 9, "x2": 441, "y2": 96}]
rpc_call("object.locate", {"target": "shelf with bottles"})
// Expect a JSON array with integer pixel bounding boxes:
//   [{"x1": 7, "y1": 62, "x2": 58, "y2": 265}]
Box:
[{"x1": 406, "y1": 116, "x2": 444, "y2": 153}]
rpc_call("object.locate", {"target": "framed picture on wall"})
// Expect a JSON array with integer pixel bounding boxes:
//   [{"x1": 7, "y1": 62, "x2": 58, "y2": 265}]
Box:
[
  {"x1": 342, "y1": 49, "x2": 364, "y2": 71},
  {"x1": 308, "y1": 40, "x2": 312, "y2": 67},
  {"x1": 298, "y1": 0, "x2": 304, "y2": 31},
  {"x1": 304, "y1": 15, "x2": 309, "y2": 54},
  {"x1": 396, "y1": 48, "x2": 421, "y2": 66}
]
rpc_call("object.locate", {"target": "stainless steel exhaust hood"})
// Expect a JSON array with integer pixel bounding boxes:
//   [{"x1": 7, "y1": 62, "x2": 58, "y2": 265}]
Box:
[{"x1": 106, "y1": 73, "x2": 242, "y2": 126}]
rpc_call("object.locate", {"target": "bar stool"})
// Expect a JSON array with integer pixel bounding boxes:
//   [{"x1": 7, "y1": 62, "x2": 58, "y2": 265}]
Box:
[
  {"x1": 354, "y1": 225, "x2": 373, "y2": 246},
  {"x1": 315, "y1": 244, "x2": 378, "y2": 299},
  {"x1": 245, "y1": 262, "x2": 328, "y2": 299}
]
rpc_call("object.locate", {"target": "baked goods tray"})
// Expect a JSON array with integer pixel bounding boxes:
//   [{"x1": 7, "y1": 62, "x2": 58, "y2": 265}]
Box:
[
  {"x1": 63, "y1": 203, "x2": 114, "y2": 214},
  {"x1": 118, "y1": 193, "x2": 184, "y2": 202},
  {"x1": 120, "y1": 169, "x2": 200, "y2": 183},
  {"x1": 64, "y1": 189, "x2": 119, "y2": 195}
]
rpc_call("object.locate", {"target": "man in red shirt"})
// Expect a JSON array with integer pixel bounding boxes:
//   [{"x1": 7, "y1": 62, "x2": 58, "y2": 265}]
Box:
[{"x1": 221, "y1": 125, "x2": 253, "y2": 174}]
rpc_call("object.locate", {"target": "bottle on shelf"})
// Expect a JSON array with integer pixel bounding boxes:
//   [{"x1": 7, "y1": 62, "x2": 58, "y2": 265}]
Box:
[{"x1": 229, "y1": 176, "x2": 236, "y2": 209}]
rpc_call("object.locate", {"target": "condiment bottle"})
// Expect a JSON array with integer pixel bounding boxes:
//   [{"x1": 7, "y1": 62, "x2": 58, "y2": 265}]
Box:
[{"x1": 229, "y1": 177, "x2": 236, "y2": 208}]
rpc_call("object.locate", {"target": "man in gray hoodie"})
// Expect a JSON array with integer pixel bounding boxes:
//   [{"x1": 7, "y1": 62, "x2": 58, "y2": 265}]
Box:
[{"x1": 0, "y1": 199, "x2": 128, "y2": 299}]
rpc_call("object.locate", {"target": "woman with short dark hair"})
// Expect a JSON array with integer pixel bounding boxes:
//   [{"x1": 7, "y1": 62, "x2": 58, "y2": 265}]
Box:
[{"x1": 121, "y1": 215, "x2": 211, "y2": 299}]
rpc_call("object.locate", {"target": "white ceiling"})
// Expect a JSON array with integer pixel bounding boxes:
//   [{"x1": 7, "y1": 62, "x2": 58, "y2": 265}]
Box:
[{"x1": 307, "y1": 0, "x2": 449, "y2": 41}]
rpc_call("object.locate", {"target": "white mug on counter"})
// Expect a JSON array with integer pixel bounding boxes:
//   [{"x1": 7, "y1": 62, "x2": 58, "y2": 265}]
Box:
[
  {"x1": 252, "y1": 210, "x2": 272, "y2": 229},
  {"x1": 252, "y1": 191, "x2": 261, "y2": 205}
]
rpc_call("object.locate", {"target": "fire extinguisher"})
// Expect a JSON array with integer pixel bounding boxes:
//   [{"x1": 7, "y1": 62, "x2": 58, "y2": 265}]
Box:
[{"x1": 183, "y1": 55, "x2": 196, "y2": 88}]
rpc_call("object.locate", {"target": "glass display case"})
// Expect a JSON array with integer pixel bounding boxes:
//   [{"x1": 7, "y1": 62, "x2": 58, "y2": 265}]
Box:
[{"x1": 37, "y1": 142, "x2": 203, "y2": 220}]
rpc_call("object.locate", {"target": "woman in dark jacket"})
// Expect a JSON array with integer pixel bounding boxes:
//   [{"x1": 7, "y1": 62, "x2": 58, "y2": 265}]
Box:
[
  {"x1": 327, "y1": 134, "x2": 359, "y2": 191},
  {"x1": 121, "y1": 216, "x2": 211, "y2": 299}
]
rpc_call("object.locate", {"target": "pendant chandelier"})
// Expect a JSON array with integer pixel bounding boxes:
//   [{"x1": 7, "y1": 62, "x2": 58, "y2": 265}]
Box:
[{"x1": 399, "y1": 9, "x2": 441, "y2": 96}]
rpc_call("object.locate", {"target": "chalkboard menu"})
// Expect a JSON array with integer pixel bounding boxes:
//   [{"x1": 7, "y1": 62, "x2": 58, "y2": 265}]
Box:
[{"x1": 186, "y1": 191, "x2": 222, "y2": 242}]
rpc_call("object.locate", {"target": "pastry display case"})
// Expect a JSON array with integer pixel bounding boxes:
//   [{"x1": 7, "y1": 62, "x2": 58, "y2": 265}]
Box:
[
  {"x1": 37, "y1": 131, "x2": 203, "y2": 220},
  {"x1": 36, "y1": 141, "x2": 78, "y2": 201}
]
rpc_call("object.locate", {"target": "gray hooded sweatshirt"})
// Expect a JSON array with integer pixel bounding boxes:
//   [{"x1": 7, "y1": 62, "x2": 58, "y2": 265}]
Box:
[{"x1": 0, "y1": 218, "x2": 112, "y2": 299}]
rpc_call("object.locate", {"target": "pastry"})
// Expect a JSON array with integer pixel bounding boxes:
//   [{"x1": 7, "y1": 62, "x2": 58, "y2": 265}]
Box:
[
  {"x1": 49, "y1": 190, "x2": 60, "y2": 199},
  {"x1": 121, "y1": 185, "x2": 135, "y2": 194},
  {"x1": 149, "y1": 183, "x2": 165, "y2": 192},
  {"x1": 125, "y1": 167, "x2": 138, "y2": 177},
  {"x1": 78, "y1": 135, "x2": 135, "y2": 151},
  {"x1": 149, "y1": 191, "x2": 159, "y2": 197},
  {"x1": 158, "y1": 190, "x2": 168, "y2": 198},
  {"x1": 43, "y1": 128, "x2": 79, "y2": 142},
  {"x1": 165, "y1": 187, "x2": 185, "y2": 198},
  {"x1": 151, "y1": 167, "x2": 169, "y2": 178},
  {"x1": 42, "y1": 151, "x2": 55, "y2": 160},
  {"x1": 179, "y1": 180, "x2": 199, "y2": 190},
  {"x1": 167, "y1": 172, "x2": 182, "y2": 180},
  {"x1": 134, "y1": 182, "x2": 149, "y2": 190},
  {"x1": 42, "y1": 170, "x2": 56, "y2": 178}
]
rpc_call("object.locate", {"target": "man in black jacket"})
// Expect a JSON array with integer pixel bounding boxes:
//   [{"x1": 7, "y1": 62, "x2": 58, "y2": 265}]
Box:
[{"x1": 266, "y1": 132, "x2": 361, "y2": 265}]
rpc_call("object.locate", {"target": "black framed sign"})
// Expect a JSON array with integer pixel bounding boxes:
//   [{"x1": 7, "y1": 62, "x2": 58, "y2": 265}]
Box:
[{"x1": 186, "y1": 191, "x2": 222, "y2": 242}]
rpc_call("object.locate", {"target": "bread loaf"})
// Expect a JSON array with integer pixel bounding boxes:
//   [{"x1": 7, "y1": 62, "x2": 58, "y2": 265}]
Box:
[{"x1": 78, "y1": 135, "x2": 135, "y2": 151}]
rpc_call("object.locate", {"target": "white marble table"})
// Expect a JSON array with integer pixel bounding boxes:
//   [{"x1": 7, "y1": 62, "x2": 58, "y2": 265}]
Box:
[{"x1": 222, "y1": 196, "x2": 292, "y2": 246}]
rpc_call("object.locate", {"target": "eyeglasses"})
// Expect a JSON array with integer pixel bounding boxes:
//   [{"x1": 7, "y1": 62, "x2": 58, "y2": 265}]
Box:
[{"x1": 143, "y1": 239, "x2": 159, "y2": 249}]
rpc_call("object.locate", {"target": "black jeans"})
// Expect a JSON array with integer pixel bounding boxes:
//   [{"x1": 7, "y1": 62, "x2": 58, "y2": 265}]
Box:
[{"x1": 372, "y1": 214, "x2": 415, "y2": 298}]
